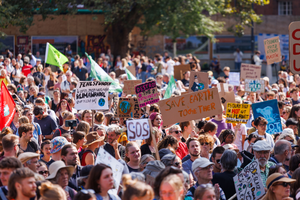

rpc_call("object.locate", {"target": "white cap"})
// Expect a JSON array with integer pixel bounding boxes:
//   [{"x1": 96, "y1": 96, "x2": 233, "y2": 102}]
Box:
[
  {"x1": 252, "y1": 140, "x2": 272, "y2": 151},
  {"x1": 192, "y1": 157, "x2": 214, "y2": 173}
]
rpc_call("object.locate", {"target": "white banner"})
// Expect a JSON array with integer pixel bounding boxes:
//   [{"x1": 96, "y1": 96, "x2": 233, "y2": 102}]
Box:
[{"x1": 126, "y1": 118, "x2": 151, "y2": 141}]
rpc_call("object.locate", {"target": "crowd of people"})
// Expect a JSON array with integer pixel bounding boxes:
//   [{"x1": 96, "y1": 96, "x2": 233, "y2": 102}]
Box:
[{"x1": 0, "y1": 48, "x2": 299, "y2": 200}]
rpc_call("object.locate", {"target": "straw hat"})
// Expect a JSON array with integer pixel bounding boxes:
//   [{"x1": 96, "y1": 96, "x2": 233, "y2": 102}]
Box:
[
  {"x1": 83, "y1": 132, "x2": 105, "y2": 147},
  {"x1": 46, "y1": 161, "x2": 75, "y2": 180},
  {"x1": 266, "y1": 173, "x2": 296, "y2": 189},
  {"x1": 18, "y1": 152, "x2": 40, "y2": 164}
]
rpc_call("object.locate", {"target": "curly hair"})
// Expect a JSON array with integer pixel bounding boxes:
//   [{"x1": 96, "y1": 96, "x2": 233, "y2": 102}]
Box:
[
  {"x1": 219, "y1": 129, "x2": 235, "y2": 144},
  {"x1": 157, "y1": 135, "x2": 178, "y2": 151},
  {"x1": 198, "y1": 134, "x2": 214, "y2": 150}
]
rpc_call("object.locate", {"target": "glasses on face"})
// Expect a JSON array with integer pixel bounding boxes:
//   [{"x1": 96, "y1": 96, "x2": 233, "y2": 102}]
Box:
[
  {"x1": 172, "y1": 130, "x2": 182, "y2": 134},
  {"x1": 174, "y1": 162, "x2": 180, "y2": 167},
  {"x1": 216, "y1": 159, "x2": 221, "y2": 164},
  {"x1": 81, "y1": 189, "x2": 95, "y2": 194},
  {"x1": 38, "y1": 170, "x2": 49, "y2": 175},
  {"x1": 274, "y1": 182, "x2": 291, "y2": 187},
  {"x1": 201, "y1": 142, "x2": 209, "y2": 146},
  {"x1": 258, "y1": 124, "x2": 267, "y2": 127}
]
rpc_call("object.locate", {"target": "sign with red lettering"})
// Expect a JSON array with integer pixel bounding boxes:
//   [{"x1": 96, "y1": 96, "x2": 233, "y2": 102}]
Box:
[
  {"x1": 264, "y1": 36, "x2": 282, "y2": 65},
  {"x1": 240, "y1": 63, "x2": 261, "y2": 80},
  {"x1": 158, "y1": 88, "x2": 222, "y2": 126},
  {"x1": 226, "y1": 103, "x2": 250, "y2": 124},
  {"x1": 135, "y1": 81, "x2": 160, "y2": 107},
  {"x1": 126, "y1": 118, "x2": 151, "y2": 141},
  {"x1": 289, "y1": 21, "x2": 300, "y2": 74}
]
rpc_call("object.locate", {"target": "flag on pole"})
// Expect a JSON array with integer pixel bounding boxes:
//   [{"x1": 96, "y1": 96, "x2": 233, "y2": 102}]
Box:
[
  {"x1": 125, "y1": 68, "x2": 137, "y2": 80},
  {"x1": 163, "y1": 75, "x2": 176, "y2": 99},
  {"x1": 30, "y1": 54, "x2": 36, "y2": 67},
  {"x1": 86, "y1": 53, "x2": 122, "y2": 93},
  {"x1": 0, "y1": 81, "x2": 16, "y2": 130},
  {"x1": 45, "y1": 42, "x2": 68, "y2": 71}
]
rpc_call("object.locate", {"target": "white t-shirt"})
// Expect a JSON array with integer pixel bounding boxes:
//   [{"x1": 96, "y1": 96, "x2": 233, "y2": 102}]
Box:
[
  {"x1": 233, "y1": 124, "x2": 247, "y2": 152},
  {"x1": 166, "y1": 59, "x2": 175, "y2": 76},
  {"x1": 12, "y1": 68, "x2": 22, "y2": 82}
]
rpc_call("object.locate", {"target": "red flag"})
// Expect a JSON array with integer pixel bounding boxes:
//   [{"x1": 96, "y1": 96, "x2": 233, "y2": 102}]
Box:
[{"x1": 0, "y1": 81, "x2": 16, "y2": 130}]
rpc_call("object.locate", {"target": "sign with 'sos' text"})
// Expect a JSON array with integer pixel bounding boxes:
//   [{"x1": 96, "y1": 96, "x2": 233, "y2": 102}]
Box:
[
  {"x1": 159, "y1": 88, "x2": 222, "y2": 126},
  {"x1": 135, "y1": 81, "x2": 159, "y2": 107},
  {"x1": 289, "y1": 21, "x2": 300, "y2": 74},
  {"x1": 240, "y1": 63, "x2": 261, "y2": 80},
  {"x1": 244, "y1": 79, "x2": 265, "y2": 93},
  {"x1": 226, "y1": 103, "x2": 250, "y2": 124},
  {"x1": 264, "y1": 36, "x2": 282, "y2": 65},
  {"x1": 126, "y1": 118, "x2": 151, "y2": 141},
  {"x1": 75, "y1": 81, "x2": 111, "y2": 110}
]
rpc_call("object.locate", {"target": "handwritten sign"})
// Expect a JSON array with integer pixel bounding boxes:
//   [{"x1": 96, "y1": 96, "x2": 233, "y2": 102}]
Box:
[
  {"x1": 240, "y1": 63, "x2": 261, "y2": 80},
  {"x1": 229, "y1": 72, "x2": 240, "y2": 86},
  {"x1": 126, "y1": 118, "x2": 151, "y2": 141},
  {"x1": 264, "y1": 36, "x2": 282, "y2": 65},
  {"x1": 226, "y1": 103, "x2": 250, "y2": 124},
  {"x1": 116, "y1": 97, "x2": 143, "y2": 118},
  {"x1": 96, "y1": 148, "x2": 124, "y2": 195},
  {"x1": 289, "y1": 21, "x2": 300, "y2": 74},
  {"x1": 75, "y1": 81, "x2": 111, "y2": 110},
  {"x1": 123, "y1": 80, "x2": 142, "y2": 95},
  {"x1": 233, "y1": 160, "x2": 265, "y2": 200},
  {"x1": 252, "y1": 99, "x2": 282, "y2": 134},
  {"x1": 159, "y1": 88, "x2": 222, "y2": 126},
  {"x1": 135, "y1": 81, "x2": 159, "y2": 107},
  {"x1": 244, "y1": 79, "x2": 265, "y2": 93},
  {"x1": 174, "y1": 64, "x2": 191, "y2": 80},
  {"x1": 189, "y1": 71, "x2": 209, "y2": 92}
]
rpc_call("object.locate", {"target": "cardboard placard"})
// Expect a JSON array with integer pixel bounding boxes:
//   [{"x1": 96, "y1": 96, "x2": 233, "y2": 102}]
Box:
[
  {"x1": 240, "y1": 63, "x2": 261, "y2": 80},
  {"x1": 115, "y1": 69, "x2": 126, "y2": 78},
  {"x1": 229, "y1": 72, "x2": 240, "y2": 86},
  {"x1": 234, "y1": 160, "x2": 265, "y2": 200},
  {"x1": 135, "y1": 81, "x2": 159, "y2": 107},
  {"x1": 289, "y1": 21, "x2": 300, "y2": 74},
  {"x1": 110, "y1": 95, "x2": 119, "y2": 114},
  {"x1": 188, "y1": 71, "x2": 209, "y2": 92},
  {"x1": 252, "y1": 99, "x2": 282, "y2": 134},
  {"x1": 127, "y1": 65, "x2": 136, "y2": 77},
  {"x1": 123, "y1": 80, "x2": 142, "y2": 95},
  {"x1": 226, "y1": 103, "x2": 250, "y2": 124},
  {"x1": 95, "y1": 148, "x2": 124, "y2": 195},
  {"x1": 158, "y1": 88, "x2": 222, "y2": 126},
  {"x1": 174, "y1": 64, "x2": 191, "y2": 80},
  {"x1": 264, "y1": 36, "x2": 282, "y2": 65},
  {"x1": 116, "y1": 97, "x2": 143, "y2": 118},
  {"x1": 75, "y1": 81, "x2": 111, "y2": 110},
  {"x1": 244, "y1": 79, "x2": 265, "y2": 93},
  {"x1": 217, "y1": 83, "x2": 228, "y2": 93},
  {"x1": 126, "y1": 118, "x2": 151, "y2": 141}
]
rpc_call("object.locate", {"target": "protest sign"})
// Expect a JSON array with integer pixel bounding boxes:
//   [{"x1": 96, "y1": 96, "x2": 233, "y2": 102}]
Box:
[
  {"x1": 123, "y1": 80, "x2": 142, "y2": 95},
  {"x1": 126, "y1": 118, "x2": 151, "y2": 141},
  {"x1": 252, "y1": 99, "x2": 282, "y2": 134},
  {"x1": 174, "y1": 64, "x2": 191, "y2": 80},
  {"x1": 95, "y1": 148, "x2": 124, "y2": 195},
  {"x1": 116, "y1": 97, "x2": 143, "y2": 118},
  {"x1": 264, "y1": 36, "x2": 282, "y2": 65},
  {"x1": 159, "y1": 88, "x2": 222, "y2": 126},
  {"x1": 289, "y1": 21, "x2": 300, "y2": 74},
  {"x1": 135, "y1": 81, "x2": 160, "y2": 107},
  {"x1": 229, "y1": 72, "x2": 240, "y2": 86},
  {"x1": 226, "y1": 103, "x2": 250, "y2": 124},
  {"x1": 127, "y1": 65, "x2": 136, "y2": 77},
  {"x1": 240, "y1": 63, "x2": 261, "y2": 80},
  {"x1": 217, "y1": 83, "x2": 228, "y2": 93},
  {"x1": 75, "y1": 81, "x2": 111, "y2": 110},
  {"x1": 244, "y1": 79, "x2": 265, "y2": 93},
  {"x1": 115, "y1": 69, "x2": 126, "y2": 78},
  {"x1": 233, "y1": 160, "x2": 265, "y2": 200},
  {"x1": 188, "y1": 71, "x2": 209, "y2": 92}
]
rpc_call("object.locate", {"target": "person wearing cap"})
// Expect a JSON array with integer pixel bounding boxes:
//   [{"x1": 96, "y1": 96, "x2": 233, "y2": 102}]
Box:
[
  {"x1": 18, "y1": 123, "x2": 39, "y2": 154},
  {"x1": 21, "y1": 56, "x2": 33, "y2": 77},
  {"x1": 252, "y1": 140, "x2": 275, "y2": 187},
  {"x1": 262, "y1": 173, "x2": 295, "y2": 200},
  {"x1": 80, "y1": 132, "x2": 104, "y2": 166},
  {"x1": 47, "y1": 136, "x2": 70, "y2": 168},
  {"x1": 47, "y1": 161, "x2": 76, "y2": 199},
  {"x1": 18, "y1": 152, "x2": 40, "y2": 173},
  {"x1": 269, "y1": 140, "x2": 292, "y2": 172},
  {"x1": 210, "y1": 79, "x2": 219, "y2": 88},
  {"x1": 286, "y1": 118, "x2": 299, "y2": 141},
  {"x1": 252, "y1": 116, "x2": 275, "y2": 148},
  {"x1": 77, "y1": 165, "x2": 93, "y2": 190},
  {"x1": 185, "y1": 157, "x2": 226, "y2": 200}
]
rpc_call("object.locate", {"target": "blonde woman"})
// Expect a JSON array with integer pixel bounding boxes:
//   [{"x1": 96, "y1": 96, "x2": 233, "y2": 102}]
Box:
[{"x1": 159, "y1": 174, "x2": 184, "y2": 200}]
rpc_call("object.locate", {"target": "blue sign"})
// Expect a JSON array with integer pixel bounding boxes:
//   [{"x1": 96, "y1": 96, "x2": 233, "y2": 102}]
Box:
[{"x1": 252, "y1": 99, "x2": 282, "y2": 134}]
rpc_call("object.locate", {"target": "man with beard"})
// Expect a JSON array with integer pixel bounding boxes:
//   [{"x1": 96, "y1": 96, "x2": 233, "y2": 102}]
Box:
[
  {"x1": 7, "y1": 168, "x2": 36, "y2": 200},
  {"x1": 211, "y1": 146, "x2": 225, "y2": 175},
  {"x1": 252, "y1": 140, "x2": 275, "y2": 187},
  {"x1": 61, "y1": 143, "x2": 82, "y2": 191},
  {"x1": 269, "y1": 140, "x2": 292, "y2": 172},
  {"x1": 104, "y1": 125, "x2": 125, "y2": 160},
  {"x1": 182, "y1": 138, "x2": 201, "y2": 180}
]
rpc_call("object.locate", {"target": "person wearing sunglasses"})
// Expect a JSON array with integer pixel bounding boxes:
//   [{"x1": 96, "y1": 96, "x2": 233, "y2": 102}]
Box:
[
  {"x1": 198, "y1": 134, "x2": 214, "y2": 159},
  {"x1": 211, "y1": 146, "x2": 225, "y2": 175},
  {"x1": 37, "y1": 161, "x2": 49, "y2": 179},
  {"x1": 161, "y1": 154, "x2": 182, "y2": 169},
  {"x1": 262, "y1": 173, "x2": 295, "y2": 200},
  {"x1": 169, "y1": 125, "x2": 188, "y2": 160}
]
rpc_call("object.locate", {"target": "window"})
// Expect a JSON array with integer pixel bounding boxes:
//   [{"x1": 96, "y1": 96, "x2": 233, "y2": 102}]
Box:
[{"x1": 278, "y1": 1, "x2": 292, "y2": 15}]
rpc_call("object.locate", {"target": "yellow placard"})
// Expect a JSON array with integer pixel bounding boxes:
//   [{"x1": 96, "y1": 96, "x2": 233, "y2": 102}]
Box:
[{"x1": 226, "y1": 103, "x2": 250, "y2": 124}]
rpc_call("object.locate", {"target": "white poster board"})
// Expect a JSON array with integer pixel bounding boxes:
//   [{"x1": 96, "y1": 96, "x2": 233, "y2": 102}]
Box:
[
  {"x1": 229, "y1": 72, "x2": 240, "y2": 86},
  {"x1": 75, "y1": 81, "x2": 111, "y2": 110},
  {"x1": 126, "y1": 118, "x2": 151, "y2": 141},
  {"x1": 95, "y1": 148, "x2": 124, "y2": 195},
  {"x1": 244, "y1": 79, "x2": 265, "y2": 93}
]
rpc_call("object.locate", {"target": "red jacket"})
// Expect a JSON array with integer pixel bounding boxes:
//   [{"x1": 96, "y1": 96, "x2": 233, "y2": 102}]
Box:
[{"x1": 176, "y1": 142, "x2": 188, "y2": 160}]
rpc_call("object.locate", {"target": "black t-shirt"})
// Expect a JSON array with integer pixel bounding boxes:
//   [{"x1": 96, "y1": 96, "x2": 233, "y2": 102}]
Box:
[
  {"x1": 104, "y1": 143, "x2": 125, "y2": 160},
  {"x1": 53, "y1": 127, "x2": 70, "y2": 138},
  {"x1": 74, "y1": 67, "x2": 88, "y2": 81},
  {"x1": 34, "y1": 115, "x2": 58, "y2": 136},
  {"x1": 126, "y1": 163, "x2": 139, "y2": 173},
  {"x1": 141, "y1": 63, "x2": 148, "y2": 72},
  {"x1": 19, "y1": 139, "x2": 39, "y2": 153},
  {"x1": 292, "y1": 98, "x2": 300, "y2": 105},
  {"x1": 181, "y1": 79, "x2": 189, "y2": 87}
]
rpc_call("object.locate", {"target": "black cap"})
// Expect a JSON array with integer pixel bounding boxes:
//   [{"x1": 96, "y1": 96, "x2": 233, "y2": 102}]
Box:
[
  {"x1": 286, "y1": 118, "x2": 298, "y2": 126},
  {"x1": 79, "y1": 165, "x2": 94, "y2": 178}
]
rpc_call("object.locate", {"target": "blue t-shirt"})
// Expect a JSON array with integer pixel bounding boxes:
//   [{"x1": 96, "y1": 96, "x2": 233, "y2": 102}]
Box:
[{"x1": 16, "y1": 122, "x2": 42, "y2": 142}]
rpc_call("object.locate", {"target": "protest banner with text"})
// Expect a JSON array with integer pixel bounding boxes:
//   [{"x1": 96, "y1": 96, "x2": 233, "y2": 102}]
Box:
[
  {"x1": 240, "y1": 63, "x2": 261, "y2": 80},
  {"x1": 229, "y1": 72, "x2": 240, "y2": 86},
  {"x1": 264, "y1": 36, "x2": 282, "y2": 65},
  {"x1": 188, "y1": 71, "x2": 209, "y2": 92},
  {"x1": 289, "y1": 21, "x2": 300, "y2": 74},
  {"x1": 174, "y1": 64, "x2": 191, "y2": 80},
  {"x1": 123, "y1": 80, "x2": 142, "y2": 95},
  {"x1": 135, "y1": 81, "x2": 160, "y2": 107},
  {"x1": 116, "y1": 97, "x2": 143, "y2": 118},
  {"x1": 244, "y1": 79, "x2": 265, "y2": 93},
  {"x1": 126, "y1": 118, "x2": 151, "y2": 141},
  {"x1": 226, "y1": 103, "x2": 250, "y2": 124},
  {"x1": 75, "y1": 81, "x2": 111, "y2": 110},
  {"x1": 159, "y1": 88, "x2": 222, "y2": 126}
]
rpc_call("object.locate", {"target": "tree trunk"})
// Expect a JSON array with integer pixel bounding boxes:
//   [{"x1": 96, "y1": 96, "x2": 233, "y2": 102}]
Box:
[{"x1": 108, "y1": 24, "x2": 131, "y2": 58}]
